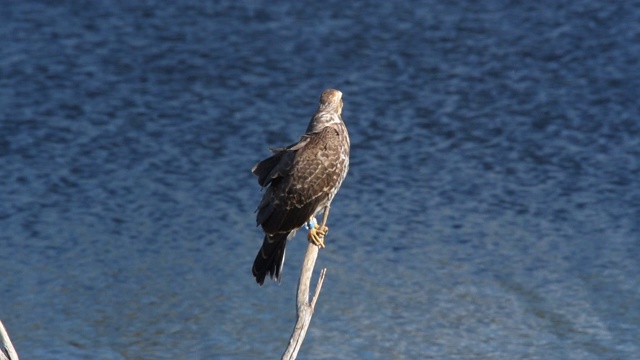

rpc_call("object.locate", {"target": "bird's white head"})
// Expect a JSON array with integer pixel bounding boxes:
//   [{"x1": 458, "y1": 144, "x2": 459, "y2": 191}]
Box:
[
  {"x1": 318, "y1": 89, "x2": 343, "y2": 115},
  {"x1": 305, "y1": 89, "x2": 345, "y2": 134}
]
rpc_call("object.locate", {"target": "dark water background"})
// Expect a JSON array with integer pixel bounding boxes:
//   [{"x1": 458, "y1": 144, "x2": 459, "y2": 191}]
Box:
[{"x1": 1, "y1": 1, "x2": 639, "y2": 359}]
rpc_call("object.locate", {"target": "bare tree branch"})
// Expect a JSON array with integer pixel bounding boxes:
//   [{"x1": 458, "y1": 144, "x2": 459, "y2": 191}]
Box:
[
  {"x1": 282, "y1": 207, "x2": 331, "y2": 360},
  {"x1": 0, "y1": 320, "x2": 19, "y2": 360}
]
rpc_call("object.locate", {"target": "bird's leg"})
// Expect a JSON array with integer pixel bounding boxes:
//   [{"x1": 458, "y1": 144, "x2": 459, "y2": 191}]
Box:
[
  {"x1": 306, "y1": 216, "x2": 325, "y2": 248},
  {"x1": 307, "y1": 206, "x2": 331, "y2": 248}
]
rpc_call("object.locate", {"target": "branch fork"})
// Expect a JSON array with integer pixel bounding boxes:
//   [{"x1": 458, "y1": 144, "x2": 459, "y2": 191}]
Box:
[{"x1": 282, "y1": 207, "x2": 331, "y2": 360}]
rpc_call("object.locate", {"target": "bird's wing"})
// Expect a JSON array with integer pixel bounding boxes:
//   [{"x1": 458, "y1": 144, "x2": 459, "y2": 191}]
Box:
[
  {"x1": 256, "y1": 126, "x2": 344, "y2": 234},
  {"x1": 252, "y1": 137, "x2": 311, "y2": 188}
]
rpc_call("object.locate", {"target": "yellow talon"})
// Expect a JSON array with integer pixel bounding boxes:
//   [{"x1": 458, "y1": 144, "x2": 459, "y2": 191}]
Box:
[{"x1": 307, "y1": 225, "x2": 328, "y2": 248}]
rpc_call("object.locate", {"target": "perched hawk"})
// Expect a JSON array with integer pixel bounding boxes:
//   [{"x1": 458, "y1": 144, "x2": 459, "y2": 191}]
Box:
[{"x1": 252, "y1": 89, "x2": 350, "y2": 285}]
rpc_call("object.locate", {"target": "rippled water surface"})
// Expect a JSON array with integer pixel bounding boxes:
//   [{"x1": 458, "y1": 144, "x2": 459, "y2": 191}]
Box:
[{"x1": 1, "y1": 1, "x2": 639, "y2": 359}]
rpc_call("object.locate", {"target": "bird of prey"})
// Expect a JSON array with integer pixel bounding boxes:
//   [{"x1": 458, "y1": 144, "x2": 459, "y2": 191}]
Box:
[{"x1": 251, "y1": 89, "x2": 350, "y2": 285}]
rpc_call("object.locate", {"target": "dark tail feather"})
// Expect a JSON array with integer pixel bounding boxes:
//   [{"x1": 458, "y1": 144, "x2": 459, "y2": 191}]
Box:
[{"x1": 252, "y1": 232, "x2": 289, "y2": 285}]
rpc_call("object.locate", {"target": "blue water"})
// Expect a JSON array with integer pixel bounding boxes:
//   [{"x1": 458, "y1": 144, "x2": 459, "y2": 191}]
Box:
[{"x1": 1, "y1": 1, "x2": 639, "y2": 359}]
